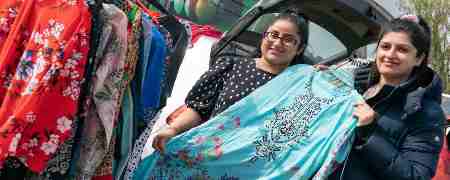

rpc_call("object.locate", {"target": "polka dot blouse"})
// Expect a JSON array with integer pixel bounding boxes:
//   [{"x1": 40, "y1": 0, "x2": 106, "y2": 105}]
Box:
[{"x1": 185, "y1": 56, "x2": 276, "y2": 120}]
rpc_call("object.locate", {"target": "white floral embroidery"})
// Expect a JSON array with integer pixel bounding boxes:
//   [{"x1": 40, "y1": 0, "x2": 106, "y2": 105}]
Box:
[
  {"x1": 49, "y1": 134, "x2": 60, "y2": 144},
  {"x1": 70, "y1": 71, "x2": 80, "y2": 79},
  {"x1": 0, "y1": 8, "x2": 16, "y2": 32},
  {"x1": 63, "y1": 0, "x2": 78, "y2": 6},
  {"x1": 40, "y1": 141, "x2": 58, "y2": 155},
  {"x1": 25, "y1": 112, "x2": 36, "y2": 123},
  {"x1": 29, "y1": 138, "x2": 38, "y2": 148},
  {"x1": 32, "y1": 32, "x2": 44, "y2": 45},
  {"x1": 0, "y1": 17, "x2": 8, "y2": 28},
  {"x1": 8, "y1": 8, "x2": 17, "y2": 18},
  {"x1": 34, "y1": 55, "x2": 47, "y2": 74},
  {"x1": 9, "y1": 133, "x2": 22, "y2": 154},
  {"x1": 43, "y1": 64, "x2": 59, "y2": 82},
  {"x1": 22, "y1": 78, "x2": 38, "y2": 95},
  {"x1": 65, "y1": 59, "x2": 77, "y2": 69},
  {"x1": 62, "y1": 80, "x2": 80, "y2": 100},
  {"x1": 56, "y1": 116, "x2": 72, "y2": 133},
  {"x1": 48, "y1": 19, "x2": 64, "y2": 39}
]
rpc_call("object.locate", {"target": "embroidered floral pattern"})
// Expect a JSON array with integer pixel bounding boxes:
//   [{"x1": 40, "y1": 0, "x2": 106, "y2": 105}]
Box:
[
  {"x1": 56, "y1": 116, "x2": 72, "y2": 133},
  {"x1": 0, "y1": 5, "x2": 17, "y2": 46},
  {"x1": 0, "y1": 0, "x2": 91, "y2": 172},
  {"x1": 251, "y1": 77, "x2": 334, "y2": 162}
]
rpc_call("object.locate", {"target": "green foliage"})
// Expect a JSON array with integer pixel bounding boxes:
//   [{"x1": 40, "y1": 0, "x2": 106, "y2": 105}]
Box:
[{"x1": 400, "y1": 0, "x2": 450, "y2": 93}]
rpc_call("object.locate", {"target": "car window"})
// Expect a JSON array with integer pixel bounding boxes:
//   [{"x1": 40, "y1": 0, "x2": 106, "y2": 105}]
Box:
[
  {"x1": 443, "y1": 94, "x2": 450, "y2": 116},
  {"x1": 247, "y1": 13, "x2": 347, "y2": 64}
]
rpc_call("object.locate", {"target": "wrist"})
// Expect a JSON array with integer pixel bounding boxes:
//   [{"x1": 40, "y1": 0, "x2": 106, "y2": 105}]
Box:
[{"x1": 167, "y1": 125, "x2": 182, "y2": 134}]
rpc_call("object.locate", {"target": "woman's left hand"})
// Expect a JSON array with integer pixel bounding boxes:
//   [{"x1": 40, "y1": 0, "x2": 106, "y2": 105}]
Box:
[{"x1": 353, "y1": 101, "x2": 377, "y2": 127}]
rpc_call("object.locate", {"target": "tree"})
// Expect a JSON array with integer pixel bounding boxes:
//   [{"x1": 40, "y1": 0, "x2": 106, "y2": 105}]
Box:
[{"x1": 400, "y1": 0, "x2": 450, "y2": 93}]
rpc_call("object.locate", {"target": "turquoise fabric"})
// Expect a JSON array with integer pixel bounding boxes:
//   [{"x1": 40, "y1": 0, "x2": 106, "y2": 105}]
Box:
[
  {"x1": 114, "y1": 86, "x2": 135, "y2": 178},
  {"x1": 133, "y1": 64, "x2": 363, "y2": 180}
]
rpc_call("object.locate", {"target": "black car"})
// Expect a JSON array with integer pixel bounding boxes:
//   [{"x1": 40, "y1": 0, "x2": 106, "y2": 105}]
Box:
[{"x1": 210, "y1": 0, "x2": 393, "y2": 67}]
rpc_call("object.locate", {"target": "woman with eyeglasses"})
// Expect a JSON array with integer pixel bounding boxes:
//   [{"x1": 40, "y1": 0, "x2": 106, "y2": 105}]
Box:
[
  {"x1": 133, "y1": 9, "x2": 367, "y2": 179},
  {"x1": 152, "y1": 11, "x2": 309, "y2": 153},
  {"x1": 328, "y1": 15, "x2": 446, "y2": 180}
]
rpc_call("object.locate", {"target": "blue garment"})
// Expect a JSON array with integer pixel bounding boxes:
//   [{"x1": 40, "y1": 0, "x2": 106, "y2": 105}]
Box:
[
  {"x1": 139, "y1": 24, "x2": 167, "y2": 120},
  {"x1": 133, "y1": 14, "x2": 153, "y2": 122},
  {"x1": 133, "y1": 64, "x2": 364, "y2": 180}
]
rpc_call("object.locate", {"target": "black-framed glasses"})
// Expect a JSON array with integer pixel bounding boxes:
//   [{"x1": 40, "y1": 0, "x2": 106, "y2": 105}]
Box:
[{"x1": 263, "y1": 31, "x2": 298, "y2": 47}]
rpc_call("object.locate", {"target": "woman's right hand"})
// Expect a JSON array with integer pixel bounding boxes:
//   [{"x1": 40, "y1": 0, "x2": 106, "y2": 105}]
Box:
[
  {"x1": 313, "y1": 64, "x2": 329, "y2": 70},
  {"x1": 152, "y1": 127, "x2": 179, "y2": 154}
]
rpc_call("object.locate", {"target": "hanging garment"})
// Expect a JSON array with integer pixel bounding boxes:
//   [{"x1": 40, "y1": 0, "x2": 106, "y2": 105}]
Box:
[
  {"x1": 132, "y1": 13, "x2": 154, "y2": 123},
  {"x1": 132, "y1": 64, "x2": 363, "y2": 180},
  {"x1": 139, "y1": 20, "x2": 168, "y2": 121},
  {"x1": 102, "y1": 2, "x2": 143, "y2": 179},
  {"x1": 85, "y1": 2, "x2": 142, "y2": 179},
  {"x1": 189, "y1": 22, "x2": 222, "y2": 45},
  {"x1": 156, "y1": 15, "x2": 189, "y2": 107},
  {"x1": 72, "y1": 3, "x2": 128, "y2": 179},
  {"x1": 0, "y1": 0, "x2": 91, "y2": 172},
  {"x1": 114, "y1": 12, "x2": 167, "y2": 179},
  {"x1": 122, "y1": 36, "x2": 218, "y2": 180}
]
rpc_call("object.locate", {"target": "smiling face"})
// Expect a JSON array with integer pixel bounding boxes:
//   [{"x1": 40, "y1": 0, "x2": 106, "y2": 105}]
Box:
[
  {"x1": 376, "y1": 31, "x2": 424, "y2": 84},
  {"x1": 260, "y1": 19, "x2": 303, "y2": 67}
]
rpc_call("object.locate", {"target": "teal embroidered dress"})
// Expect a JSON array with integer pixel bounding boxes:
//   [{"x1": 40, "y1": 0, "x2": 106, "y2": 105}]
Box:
[{"x1": 133, "y1": 64, "x2": 363, "y2": 180}]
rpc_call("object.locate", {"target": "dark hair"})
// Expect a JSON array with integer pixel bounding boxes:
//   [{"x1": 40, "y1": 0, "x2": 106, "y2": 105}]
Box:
[
  {"x1": 370, "y1": 15, "x2": 432, "y2": 85},
  {"x1": 379, "y1": 16, "x2": 431, "y2": 62},
  {"x1": 269, "y1": 11, "x2": 310, "y2": 48},
  {"x1": 260, "y1": 10, "x2": 309, "y2": 65}
]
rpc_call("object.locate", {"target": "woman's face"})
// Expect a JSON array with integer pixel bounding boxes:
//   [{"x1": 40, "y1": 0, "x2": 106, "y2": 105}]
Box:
[
  {"x1": 376, "y1": 31, "x2": 423, "y2": 82},
  {"x1": 260, "y1": 19, "x2": 302, "y2": 66}
]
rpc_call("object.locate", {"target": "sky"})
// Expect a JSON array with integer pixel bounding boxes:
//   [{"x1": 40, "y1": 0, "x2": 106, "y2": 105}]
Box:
[{"x1": 375, "y1": 0, "x2": 403, "y2": 17}]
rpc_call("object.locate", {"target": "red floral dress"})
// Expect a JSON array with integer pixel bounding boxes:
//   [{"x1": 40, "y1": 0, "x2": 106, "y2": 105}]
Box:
[{"x1": 0, "y1": 0, "x2": 91, "y2": 172}]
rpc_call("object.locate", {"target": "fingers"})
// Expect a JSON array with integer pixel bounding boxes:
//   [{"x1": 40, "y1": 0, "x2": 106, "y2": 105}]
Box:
[
  {"x1": 152, "y1": 135, "x2": 166, "y2": 154},
  {"x1": 313, "y1": 64, "x2": 329, "y2": 70}
]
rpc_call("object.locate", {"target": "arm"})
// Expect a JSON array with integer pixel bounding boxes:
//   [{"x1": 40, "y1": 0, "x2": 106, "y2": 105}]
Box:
[
  {"x1": 166, "y1": 107, "x2": 202, "y2": 134},
  {"x1": 357, "y1": 105, "x2": 445, "y2": 180},
  {"x1": 152, "y1": 108, "x2": 202, "y2": 154},
  {"x1": 153, "y1": 56, "x2": 234, "y2": 153}
]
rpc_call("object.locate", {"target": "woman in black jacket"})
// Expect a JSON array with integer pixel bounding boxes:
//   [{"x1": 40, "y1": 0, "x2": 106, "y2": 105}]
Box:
[{"x1": 330, "y1": 15, "x2": 446, "y2": 180}]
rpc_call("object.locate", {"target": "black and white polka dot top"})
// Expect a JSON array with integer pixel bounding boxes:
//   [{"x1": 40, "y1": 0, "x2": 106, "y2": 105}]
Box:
[{"x1": 185, "y1": 56, "x2": 276, "y2": 120}]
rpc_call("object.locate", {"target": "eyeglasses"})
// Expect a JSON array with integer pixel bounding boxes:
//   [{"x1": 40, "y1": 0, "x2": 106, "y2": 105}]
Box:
[{"x1": 263, "y1": 31, "x2": 298, "y2": 47}]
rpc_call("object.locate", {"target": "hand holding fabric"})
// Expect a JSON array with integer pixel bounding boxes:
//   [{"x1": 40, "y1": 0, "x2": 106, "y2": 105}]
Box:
[
  {"x1": 353, "y1": 101, "x2": 377, "y2": 127},
  {"x1": 152, "y1": 127, "x2": 178, "y2": 154}
]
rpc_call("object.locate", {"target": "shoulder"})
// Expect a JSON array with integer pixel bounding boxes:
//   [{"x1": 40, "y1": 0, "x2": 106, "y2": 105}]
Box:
[{"x1": 213, "y1": 55, "x2": 254, "y2": 68}]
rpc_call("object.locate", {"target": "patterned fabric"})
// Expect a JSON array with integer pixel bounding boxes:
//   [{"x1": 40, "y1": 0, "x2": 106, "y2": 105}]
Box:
[
  {"x1": 123, "y1": 37, "x2": 218, "y2": 180},
  {"x1": 93, "y1": 2, "x2": 142, "y2": 179},
  {"x1": 0, "y1": 0, "x2": 91, "y2": 173},
  {"x1": 122, "y1": 111, "x2": 160, "y2": 180},
  {"x1": 185, "y1": 56, "x2": 275, "y2": 120},
  {"x1": 73, "y1": 3, "x2": 128, "y2": 179},
  {"x1": 26, "y1": 118, "x2": 79, "y2": 179},
  {"x1": 133, "y1": 65, "x2": 363, "y2": 180}
]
